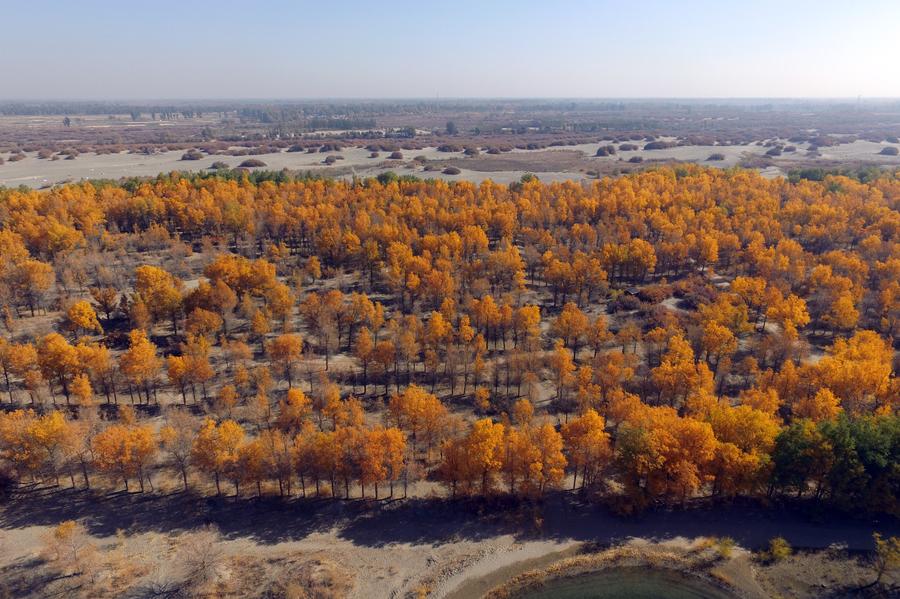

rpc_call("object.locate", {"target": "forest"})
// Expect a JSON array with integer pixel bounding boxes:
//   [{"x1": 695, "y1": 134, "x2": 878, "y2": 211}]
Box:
[{"x1": 0, "y1": 165, "x2": 898, "y2": 516}]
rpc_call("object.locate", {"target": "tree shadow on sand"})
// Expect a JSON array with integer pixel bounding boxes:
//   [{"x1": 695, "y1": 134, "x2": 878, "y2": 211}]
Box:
[{"x1": 2, "y1": 488, "x2": 897, "y2": 552}]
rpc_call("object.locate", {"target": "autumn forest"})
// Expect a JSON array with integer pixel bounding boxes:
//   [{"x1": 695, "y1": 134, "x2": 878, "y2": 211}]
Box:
[{"x1": 0, "y1": 165, "x2": 898, "y2": 521}]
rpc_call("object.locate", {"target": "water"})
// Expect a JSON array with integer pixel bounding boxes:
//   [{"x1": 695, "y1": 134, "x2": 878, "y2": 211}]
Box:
[{"x1": 515, "y1": 567, "x2": 735, "y2": 599}]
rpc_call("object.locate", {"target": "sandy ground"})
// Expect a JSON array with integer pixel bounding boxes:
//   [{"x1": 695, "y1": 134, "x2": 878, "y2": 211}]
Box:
[
  {"x1": 2, "y1": 489, "x2": 897, "y2": 598},
  {"x1": 3, "y1": 139, "x2": 899, "y2": 189}
]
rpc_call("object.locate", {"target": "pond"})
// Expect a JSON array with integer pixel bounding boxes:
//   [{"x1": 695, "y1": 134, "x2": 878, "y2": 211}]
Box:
[{"x1": 515, "y1": 567, "x2": 736, "y2": 599}]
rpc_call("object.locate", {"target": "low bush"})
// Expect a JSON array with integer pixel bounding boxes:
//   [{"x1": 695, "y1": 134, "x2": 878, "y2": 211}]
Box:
[
  {"x1": 238, "y1": 159, "x2": 266, "y2": 168},
  {"x1": 715, "y1": 537, "x2": 736, "y2": 559},
  {"x1": 760, "y1": 537, "x2": 792, "y2": 563},
  {"x1": 181, "y1": 149, "x2": 204, "y2": 161}
]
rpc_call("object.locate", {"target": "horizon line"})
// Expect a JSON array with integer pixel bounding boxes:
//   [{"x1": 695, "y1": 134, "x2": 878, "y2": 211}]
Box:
[{"x1": 1, "y1": 96, "x2": 898, "y2": 104}]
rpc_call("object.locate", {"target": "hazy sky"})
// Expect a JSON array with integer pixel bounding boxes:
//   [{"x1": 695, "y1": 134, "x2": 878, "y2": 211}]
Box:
[{"x1": 4, "y1": 0, "x2": 900, "y2": 99}]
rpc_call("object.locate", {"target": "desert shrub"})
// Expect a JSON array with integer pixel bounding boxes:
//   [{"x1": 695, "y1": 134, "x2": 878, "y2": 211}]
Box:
[
  {"x1": 672, "y1": 274, "x2": 717, "y2": 306},
  {"x1": 442, "y1": 166, "x2": 461, "y2": 175},
  {"x1": 783, "y1": 145, "x2": 797, "y2": 153},
  {"x1": 607, "y1": 293, "x2": 642, "y2": 313},
  {"x1": 208, "y1": 161, "x2": 230, "y2": 170},
  {"x1": 628, "y1": 156, "x2": 643, "y2": 163},
  {"x1": 376, "y1": 171, "x2": 399, "y2": 185},
  {"x1": 238, "y1": 159, "x2": 266, "y2": 168},
  {"x1": 637, "y1": 283, "x2": 672, "y2": 304},
  {"x1": 306, "y1": 147, "x2": 318, "y2": 154},
  {"x1": 761, "y1": 537, "x2": 792, "y2": 563},
  {"x1": 707, "y1": 153, "x2": 726, "y2": 161},
  {"x1": 181, "y1": 150, "x2": 204, "y2": 161},
  {"x1": 323, "y1": 155, "x2": 337, "y2": 165},
  {"x1": 809, "y1": 135, "x2": 837, "y2": 147},
  {"x1": 8, "y1": 153, "x2": 26, "y2": 162},
  {"x1": 287, "y1": 144, "x2": 305, "y2": 152},
  {"x1": 886, "y1": 136, "x2": 899, "y2": 144},
  {"x1": 619, "y1": 143, "x2": 638, "y2": 151},
  {"x1": 437, "y1": 144, "x2": 461, "y2": 153},
  {"x1": 595, "y1": 145, "x2": 616, "y2": 157},
  {"x1": 369, "y1": 151, "x2": 380, "y2": 158},
  {"x1": 879, "y1": 146, "x2": 899, "y2": 156},
  {"x1": 715, "y1": 537, "x2": 736, "y2": 559},
  {"x1": 486, "y1": 147, "x2": 501, "y2": 154},
  {"x1": 644, "y1": 141, "x2": 676, "y2": 150},
  {"x1": 766, "y1": 147, "x2": 783, "y2": 157},
  {"x1": 463, "y1": 147, "x2": 480, "y2": 156},
  {"x1": 37, "y1": 148, "x2": 54, "y2": 159},
  {"x1": 388, "y1": 151, "x2": 403, "y2": 160},
  {"x1": 176, "y1": 526, "x2": 223, "y2": 593}
]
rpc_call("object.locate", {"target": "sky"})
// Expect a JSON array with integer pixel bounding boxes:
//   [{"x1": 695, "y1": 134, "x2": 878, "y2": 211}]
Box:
[{"x1": 3, "y1": 0, "x2": 900, "y2": 100}]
